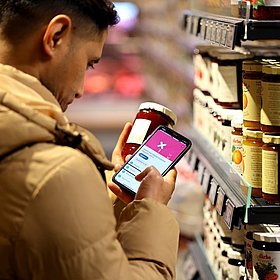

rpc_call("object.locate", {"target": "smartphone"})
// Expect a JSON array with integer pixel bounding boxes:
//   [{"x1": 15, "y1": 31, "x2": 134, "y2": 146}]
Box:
[{"x1": 112, "y1": 125, "x2": 192, "y2": 195}]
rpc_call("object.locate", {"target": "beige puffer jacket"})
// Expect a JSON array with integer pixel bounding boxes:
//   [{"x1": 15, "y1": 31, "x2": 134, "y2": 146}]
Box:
[{"x1": 0, "y1": 64, "x2": 179, "y2": 280}]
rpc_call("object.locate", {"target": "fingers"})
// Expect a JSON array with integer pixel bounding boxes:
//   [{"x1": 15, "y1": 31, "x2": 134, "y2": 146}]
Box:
[
  {"x1": 107, "y1": 182, "x2": 134, "y2": 204},
  {"x1": 111, "y1": 122, "x2": 132, "y2": 171},
  {"x1": 113, "y1": 122, "x2": 132, "y2": 158}
]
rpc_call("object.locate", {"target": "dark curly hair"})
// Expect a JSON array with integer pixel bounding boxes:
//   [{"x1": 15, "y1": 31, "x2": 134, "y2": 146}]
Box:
[{"x1": 0, "y1": 0, "x2": 120, "y2": 42}]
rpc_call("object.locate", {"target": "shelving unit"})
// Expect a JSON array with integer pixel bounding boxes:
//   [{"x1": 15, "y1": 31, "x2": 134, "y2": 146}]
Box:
[
  {"x1": 185, "y1": 127, "x2": 280, "y2": 229},
  {"x1": 183, "y1": 10, "x2": 280, "y2": 50}
]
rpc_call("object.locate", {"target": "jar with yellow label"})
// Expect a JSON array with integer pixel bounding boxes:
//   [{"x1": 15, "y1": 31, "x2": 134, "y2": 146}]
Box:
[
  {"x1": 242, "y1": 60, "x2": 263, "y2": 130},
  {"x1": 262, "y1": 134, "x2": 280, "y2": 204},
  {"x1": 261, "y1": 65, "x2": 280, "y2": 133},
  {"x1": 242, "y1": 129, "x2": 263, "y2": 198}
]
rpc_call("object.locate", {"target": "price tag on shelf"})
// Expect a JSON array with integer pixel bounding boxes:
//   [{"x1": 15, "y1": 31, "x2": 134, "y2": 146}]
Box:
[
  {"x1": 205, "y1": 20, "x2": 212, "y2": 41},
  {"x1": 224, "y1": 199, "x2": 235, "y2": 229},
  {"x1": 189, "y1": 151, "x2": 198, "y2": 171},
  {"x1": 199, "y1": 19, "x2": 206, "y2": 39},
  {"x1": 226, "y1": 25, "x2": 235, "y2": 48},
  {"x1": 186, "y1": 15, "x2": 193, "y2": 34},
  {"x1": 209, "y1": 178, "x2": 218, "y2": 205},
  {"x1": 201, "y1": 169, "x2": 212, "y2": 194},
  {"x1": 197, "y1": 162, "x2": 205, "y2": 185},
  {"x1": 220, "y1": 24, "x2": 227, "y2": 46},
  {"x1": 216, "y1": 187, "x2": 226, "y2": 215},
  {"x1": 215, "y1": 23, "x2": 222, "y2": 44},
  {"x1": 210, "y1": 21, "x2": 217, "y2": 43},
  {"x1": 192, "y1": 16, "x2": 200, "y2": 36}
]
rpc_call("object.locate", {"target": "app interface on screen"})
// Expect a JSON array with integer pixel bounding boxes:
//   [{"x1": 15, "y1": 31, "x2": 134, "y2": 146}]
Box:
[{"x1": 116, "y1": 129, "x2": 187, "y2": 193}]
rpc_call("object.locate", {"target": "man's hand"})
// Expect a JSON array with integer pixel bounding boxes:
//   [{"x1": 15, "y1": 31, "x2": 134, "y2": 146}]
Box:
[
  {"x1": 108, "y1": 166, "x2": 177, "y2": 205},
  {"x1": 111, "y1": 122, "x2": 132, "y2": 172},
  {"x1": 135, "y1": 166, "x2": 177, "y2": 205}
]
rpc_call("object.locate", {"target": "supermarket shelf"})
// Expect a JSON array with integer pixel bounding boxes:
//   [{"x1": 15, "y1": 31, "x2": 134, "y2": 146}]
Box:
[
  {"x1": 183, "y1": 10, "x2": 280, "y2": 49},
  {"x1": 188, "y1": 235, "x2": 216, "y2": 280},
  {"x1": 185, "y1": 127, "x2": 280, "y2": 228}
]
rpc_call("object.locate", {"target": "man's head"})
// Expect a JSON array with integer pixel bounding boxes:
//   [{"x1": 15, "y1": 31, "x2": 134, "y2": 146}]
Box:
[{"x1": 0, "y1": 0, "x2": 119, "y2": 111}]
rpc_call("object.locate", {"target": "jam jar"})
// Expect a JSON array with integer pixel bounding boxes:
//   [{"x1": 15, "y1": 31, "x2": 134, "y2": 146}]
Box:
[
  {"x1": 252, "y1": 232, "x2": 280, "y2": 280},
  {"x1": 261, "y1": 65, "x2": 280, "y2": 133},
  {"x1": 262, "y1": 134, "x2": 280, "y2": 204},
  {"x1": 121, "y1": 102, "x2": 177, "y2": 159},
  {"x1": 242, "y1": 129, "x2": 263, "y2": 197},
  {"x1": 242, "y1": 60, "x2": 263, "y2": 130},
  {"x1": 208, "y1": 49, "x2": 245, "y2": 109},
  {"x1": 231, "y1": 115, "x2": 244, "y2": 174}
]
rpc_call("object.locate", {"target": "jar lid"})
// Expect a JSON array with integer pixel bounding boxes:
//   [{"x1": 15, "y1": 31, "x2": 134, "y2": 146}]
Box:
[
  {"x1": 231, "y1": 117, "x2": 243, "y2": 128},
  {"x1": 264, "y1": 0, "x2": 280, "y2": 6},
  {"x1": 243, "y1": 129, "x2": 263, "y2": 138},
  {"x1": 253, "y1": 232, "x2": 280, "y2": 243},
  {"x1": 139, "y1": 102, "x2": 177, "y2": 124},
  {"x1": 262, "y1": 64, "x2": 280, "y2": 75},
  {"x1": 221, "y1": 109, "x2": 242, "y2": 121},
  {"x1": 263, "y1": 134, "x2": 280, "y2": 144},
  {"x1": 227, "y1": 248, "x2": 243, "y2": 260},
  {"x1": 243, "y1": 60, "x2": 263, "y2": 72}
]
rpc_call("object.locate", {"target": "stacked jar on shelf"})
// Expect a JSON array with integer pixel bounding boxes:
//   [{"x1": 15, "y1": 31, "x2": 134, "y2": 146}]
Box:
[
  {"x1": 242, "y1": 60, "x2": 280, "y2": 204},
  {"x1": 192, "y1": 47, "x2": 280, "y2": 205}
]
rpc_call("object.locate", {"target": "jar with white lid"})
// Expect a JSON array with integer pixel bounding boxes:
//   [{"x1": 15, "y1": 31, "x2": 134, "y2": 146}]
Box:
[
  {"x1": 253, "y1": 232, "x2": 280, "y2": 280},
  {"x1": 121, "y1": 102, "x2": 177, "y2": 159},
  {"x1": 262, "y1": 134, "x2": 280, "y2": 204},
  {"x1": 220, "y1": 109, "x2": 243, "y2": 162}
]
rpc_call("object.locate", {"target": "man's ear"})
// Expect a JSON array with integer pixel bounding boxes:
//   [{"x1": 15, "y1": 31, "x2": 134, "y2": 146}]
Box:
[{"x1": 42, "y1": 15, "x2": 72, "y2": 57}]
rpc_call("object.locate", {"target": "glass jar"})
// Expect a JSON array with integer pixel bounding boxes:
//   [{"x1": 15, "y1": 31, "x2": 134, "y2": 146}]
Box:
[
  {"x1": 208, "y1": 49, "x2": 245, "y2": 109},
  {"x1": 231, "y1": 116, "x2": 244, "y2": 174},
  {"x1": 242, "y1": 129, "x2": 263, "y2": 197},
  {"x1": 242, "y1": 60, "x2": 263, "y2": 130},
  {"x1": 262, "y1": 134, "x2": 280, "y2": 204},
  {"x1": 245, "y1": 224, "x2": 264, "y2": 280},
  {"x1": 220, "y1": 109, "x2": 243, "y2": 162},
  {"x1": 121, "y1": 102, "x2": 177, "y2": 159},
  {"x1": 261, "y1": 65, "x2": 280, "y2": 133},
  {"x1": 252, "y1": 232, "x2": 280, "y2": 280}
]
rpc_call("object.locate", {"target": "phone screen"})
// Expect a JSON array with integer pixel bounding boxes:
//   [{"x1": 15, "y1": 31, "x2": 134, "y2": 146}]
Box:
[{"x1": 113, "y1": 126, "x2": 192, "y2": 194}]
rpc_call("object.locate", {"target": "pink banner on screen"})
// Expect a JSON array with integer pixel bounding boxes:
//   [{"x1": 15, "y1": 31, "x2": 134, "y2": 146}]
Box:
[{"x1": 145, "y1": 130, "x2": 186, "y2": 161}]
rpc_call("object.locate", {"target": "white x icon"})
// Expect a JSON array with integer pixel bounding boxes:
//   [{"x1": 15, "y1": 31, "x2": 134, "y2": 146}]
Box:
[{"x1": 157, "y1": 141, "x2": 167, "y2": 152}]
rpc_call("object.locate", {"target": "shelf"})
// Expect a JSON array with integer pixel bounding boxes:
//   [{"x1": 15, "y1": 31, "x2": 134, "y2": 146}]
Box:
[
  {"x1": 183, "y1": 10, "x2": 280, "y2": 50},
  {"x1": 185, "y1": 127, "x2": 280, "y2": 229},
  {"x1": 188, "y1": 235, "x2": 216, "y2": 280}
]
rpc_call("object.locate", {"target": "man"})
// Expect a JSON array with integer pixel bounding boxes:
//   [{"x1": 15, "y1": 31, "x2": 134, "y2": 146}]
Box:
[{"x1": 0, "y1": 1, "x2": 179, "y2": 279}]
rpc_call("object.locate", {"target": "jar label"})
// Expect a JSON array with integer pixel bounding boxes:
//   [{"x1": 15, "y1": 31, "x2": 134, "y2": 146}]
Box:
[
  {"x1": 245, "y1": 236, "x2": 254, "y2": 279},
  {"x1": 243, "y1": 79, "x2": 262, "y2": 122},
  {"x1": 243, "y1": 145, "x2": 262, "y2": 188},
  {"x1": 126, "y1": 119, "x2": 151, "y2": 144},
  {"x1": 231, "y1": 134, "x2": 243, "y2": 174},
  {"x1": 253, "y1": 248, "x2": 280, "y2": 280},
  {"x1": 262, "y1": 150, "x2": 279, "y2": 195},
  {"x1": 217, "y1": 66, "x2": 238, "y2": 103},
  {"x1": 261, "y1": 82, "x2": 280, "y2": 126}
]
